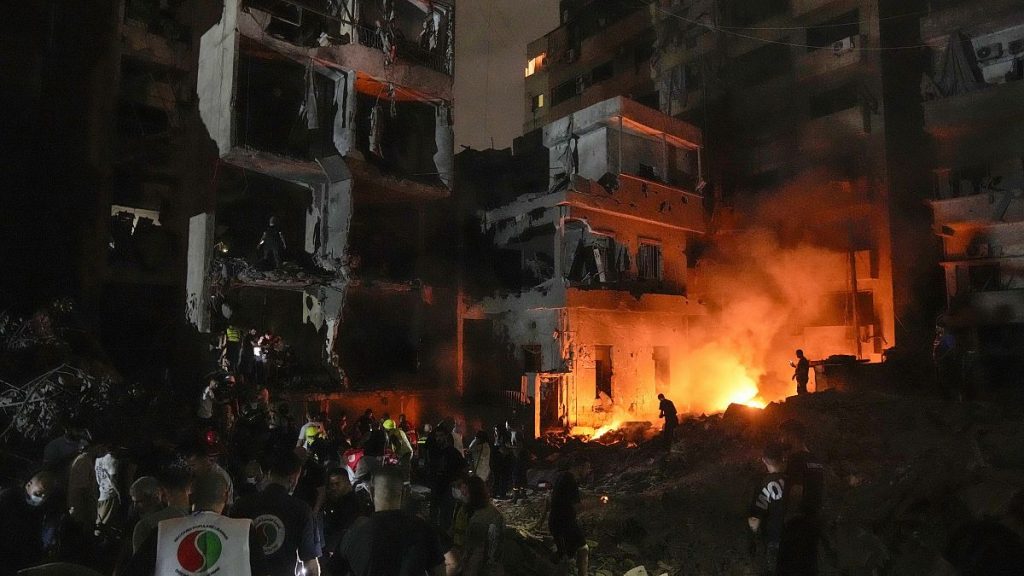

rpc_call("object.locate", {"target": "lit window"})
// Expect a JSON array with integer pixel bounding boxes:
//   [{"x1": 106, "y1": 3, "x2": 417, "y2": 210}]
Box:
[
  {"x1": 531, "y1": 93, "x2": 544, "y2": 110},
  {"x1": 525, "y1": 53, "x2": 547, "y2": 77}
]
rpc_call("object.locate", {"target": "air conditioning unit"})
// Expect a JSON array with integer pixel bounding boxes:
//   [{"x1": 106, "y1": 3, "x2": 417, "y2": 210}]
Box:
[
  {"x1": 832, "y1": 36, "x2": 856, "y2": 56},
  {"x1": 1009, "y1": 39, "x2": 1024, "y2": 55},
  {"x1": 976, "y1": 43, "x2": 1003, "y2": 62}
]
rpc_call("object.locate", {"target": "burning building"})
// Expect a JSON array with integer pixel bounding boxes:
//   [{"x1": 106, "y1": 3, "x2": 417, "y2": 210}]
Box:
[
  {"x1": 463, "y1": 96, "x2": 706, "y2": 434},
  {"x1": 188, "y1": 0, "x2": 458, "y2": 394},
  {"x1": 922, "y1": 0, "x2": 1024, "y2": 385}
]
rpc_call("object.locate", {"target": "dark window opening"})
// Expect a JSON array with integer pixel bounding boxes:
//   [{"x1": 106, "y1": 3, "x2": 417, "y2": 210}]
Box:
[
  {"x1": 727, "y1": 0, "x2": 789, "y2": 27},
  {"x1": 816, "y1": 291, "x2": 876, "y2": 327},
  {"x1": 809, "y1": 83, "x2": 859, "y2": 118},
  {"x1": 552, "y1": 78, "x2": 580, "y2": 106},
  {"x1": 637, "y1": 242, "x2": 664, "y2": 281},
  {"x1": 732, "y1": 43, "x2": 792, "y2": 86},
  {"x1": 806, "y1": 10, "x2": 860, "y2": 52},
  {"x1": 594, "y1": 345, "x2": 613, "y2": 398},
  {"x1": 592, "y1": 61, "x2": 614, "y2": 84},
  {"x1": 654, "y1": 346, "x2": 671, "y2": 396},
  {"x1": 523, "y1": 345, "x2": 543, "y2": 373},
  {"x1": 969, "y1": 264, "x2": 1000, "y2": 292}
]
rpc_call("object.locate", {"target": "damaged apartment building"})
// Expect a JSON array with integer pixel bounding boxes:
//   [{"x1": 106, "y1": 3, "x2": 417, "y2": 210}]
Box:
[
  {"x1": 922, "y1": 0, "x2": 1024, "y2": 384},
  {"x1": 462, "y1": 97, "x2": 706, "y2": 434},
  {"x1": 645, "y1": 0, "x2": 942, "y2": 361},
  {"x1": 188, "y1": 0, "x2": 458, "y2": 391}
]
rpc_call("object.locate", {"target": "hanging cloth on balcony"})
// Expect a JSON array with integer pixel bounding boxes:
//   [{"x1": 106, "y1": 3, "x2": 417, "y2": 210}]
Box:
[
  {"x1": 369, "y1": 104, "x2": 383, "y2": 157},
  {"x1": 300, "y1": 64, "x2": 319, "y2": 129},
  {"x1": 935, "y1": 31, "x2": 986, "y2": 98}
]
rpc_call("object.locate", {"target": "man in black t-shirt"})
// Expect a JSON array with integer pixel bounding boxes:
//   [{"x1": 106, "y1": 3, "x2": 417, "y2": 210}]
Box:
[
  {"x1": 748, "y1": 443, "x2": 788, "y2": 576},
  {"x1": 779, "y1": 419, "x2": 824, "y2": 575},
  {"x1": 340, "y1": 468, "x2": 444, "y2": 576},
  {"x1": 231, "y1": 450, "x2": 321, "y2": 576}
]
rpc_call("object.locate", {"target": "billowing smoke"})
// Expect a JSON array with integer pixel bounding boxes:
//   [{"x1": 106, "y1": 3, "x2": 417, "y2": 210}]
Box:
[{"x1": 672, "y1": 172, "x2": 859, "y2": 413}]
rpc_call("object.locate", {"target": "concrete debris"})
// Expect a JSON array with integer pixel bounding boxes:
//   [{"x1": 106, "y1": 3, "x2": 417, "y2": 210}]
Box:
[{"x1": 491, "y1": 390, "x2": 1024, "y2": 575}]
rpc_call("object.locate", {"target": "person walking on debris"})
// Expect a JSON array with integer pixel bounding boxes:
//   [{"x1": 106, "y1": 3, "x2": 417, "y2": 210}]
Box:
[
  {"x1": 779, "y1": 419, "x2": 824, "y2": 575},
  {"x1": 790, "y1": 349, "x2": 811, "y2": 395},
  {"x1": 461, "y1": 475, "x2": 505, "y2": 576},
  {"x1": 657, "y1": 393, "x2": 678, "y2": 449},
  {"x1": 543, "y1": 465, "x2": 589, "y2": 576},
  {"x1": 748, "y1": 443, "x2": 788, "y2": 576},
  {"x1": 257, "y1": 216, "x2": 287, "y2": 270}
]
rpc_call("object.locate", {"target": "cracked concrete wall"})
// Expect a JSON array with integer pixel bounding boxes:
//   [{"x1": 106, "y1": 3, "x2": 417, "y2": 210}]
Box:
[
  {"x1": 185, "y1": 212, "x2": 215, "y2": 333},
  {"x1": 197, "y1": 0, "x2": 239, "y2": 156}
]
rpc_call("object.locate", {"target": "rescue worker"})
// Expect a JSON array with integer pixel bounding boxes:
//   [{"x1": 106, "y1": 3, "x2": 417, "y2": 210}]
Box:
[
  {"x1": 383, "y1": 418, "x2": 414, "y2": 480},
  {"x1": 230, "y1": 449, "x2": 321, "y2": 576},
  {"x1": 297, "y1": 407, "x2": 327, "y2": 449},
  {"x1": 124, "y1": 471, "x2": 268, "y2": 576},
  {"x1": 657, "y1": 393, "x2": 678, "y2": 449},
  {"x1": 779, "y1": 419, "x2": 824, "y2": 575},
  {"x1": 257, "y1": 216, "x2": 287, "y2": 270},
  {"x1": 748, "y1": 443, "x2": 788, "y2": 576},
  {"x1": 221, "y1": 325, "x2": 243, "y2": 372},
  {"x1": 132, "y1": 463, "x2": 192, "y2": 553},
  {"x1": 790, "y1": 349, "x2": 811, "y2": 395}
]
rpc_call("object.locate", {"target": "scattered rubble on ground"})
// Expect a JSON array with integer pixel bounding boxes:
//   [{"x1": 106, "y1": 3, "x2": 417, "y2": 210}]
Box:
[{"x1": 497, "y1": 390, "x2": 1024, "y2": 575}]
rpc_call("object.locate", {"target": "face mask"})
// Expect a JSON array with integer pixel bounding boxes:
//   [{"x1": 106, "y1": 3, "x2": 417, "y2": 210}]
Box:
[
  {"x1": 27, "y1": 494, "x2": 45, "y2": 506},
  {"x1": 452, "y1": 487, "x2": 466, "y2": 502}
]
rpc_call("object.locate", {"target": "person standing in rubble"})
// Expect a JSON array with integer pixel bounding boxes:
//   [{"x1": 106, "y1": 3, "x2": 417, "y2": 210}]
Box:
[
  {"x1": 779, "y1": 419, "x2": 824, "y2": 575},
  {"x1": 657, "y1": 393, "x2": 678, "y2": 449},
  {"x1": 790, "y1": 349, "x2": 811, "y2": 395},
  {"x1": 545, "y1": 465, "x2": 588, "y2": 576},
  {"x1": 748, "y1": 443, "x2": 788, "y2": 576},
  {"x1": 257, "y1": 216, "x2": 287, "y2": 270}
]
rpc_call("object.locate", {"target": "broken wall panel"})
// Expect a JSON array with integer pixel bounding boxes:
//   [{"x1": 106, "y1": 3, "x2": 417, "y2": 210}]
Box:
[
  {"x1": 186, "y1": 212, "x2": 215, "y2": 332},
  {"x1": 198, "y1": 0, "x2": 239, "y2": 156}
]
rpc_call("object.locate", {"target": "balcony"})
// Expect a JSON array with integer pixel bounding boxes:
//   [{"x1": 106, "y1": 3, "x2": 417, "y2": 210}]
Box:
[
  {"x1": 931, "y1": 189, "x2": 1024, "y2": 228},
  {"x1": 795, "y1": 37, "x2": 865, "y2": 80},
  {"x1": 950, "y1": 288, "x2": 1024, "y2": 325},
  {"x1": 924, "y1": 80, "x2": 1024, "y2": 140},
  {"x1": 791, "y1": 0, "x2": 847, "y2": 17},
  {"x1": 921, "y1": 0, "x2": 1024, "y2": 42}
]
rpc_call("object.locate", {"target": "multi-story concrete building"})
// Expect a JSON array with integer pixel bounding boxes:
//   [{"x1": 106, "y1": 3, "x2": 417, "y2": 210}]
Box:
[
  {"x1": 524, "y1": 0, "x2": 659, "y2": 134},
  {"x1": 645, "y1": 0, "x2": 940, "y2": 362},
  {"x1": 464, "y1": 96, "x2": 705, "y2": 433},
  {"x1": 922, "y1": 0, "x2": 1024, "y2": 383},
  {"x1": 189, "y1": 0, "x2": 458, "y2": 391}
]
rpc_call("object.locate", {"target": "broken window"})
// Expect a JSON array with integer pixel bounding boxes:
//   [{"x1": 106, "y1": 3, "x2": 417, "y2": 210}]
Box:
[
  {"x1": 567, "y1": 234, "x2": 631, "y2": 285},
  {"x1": 594, "y1": 345, "x2": 613, "y2": 399},
  {"x1": 637, "y1": 241, "x2": 664, "y2": 281},
  {"x1": 523, "y1": 345, "x2": 543, "y2": 373},
  {"x1": 654, "y1": 346, "x2": 671, "y2": 396}
]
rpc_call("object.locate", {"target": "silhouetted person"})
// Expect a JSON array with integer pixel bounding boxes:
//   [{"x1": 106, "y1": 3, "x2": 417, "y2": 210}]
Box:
[
  {"x1": 779, "y1": 419, "x2": 823, "y2": 575},
  {"x1": 791, "y1": 349, "x2": 810, "y2": 395},
  {"x1": 257, "y1": 216, "x2": 286, "y2": 269},
  {"x1": 657, "y1": 393, "x2": 678, "y2": 448},
  {"x1": 0, "y1": 470, "x2": 62, "y2": 574}
]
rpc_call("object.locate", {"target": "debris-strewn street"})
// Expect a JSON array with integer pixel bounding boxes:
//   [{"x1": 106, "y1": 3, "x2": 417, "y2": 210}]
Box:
[{"x1": 495, "y1": 391, "x2": 1024, "y2": 575}]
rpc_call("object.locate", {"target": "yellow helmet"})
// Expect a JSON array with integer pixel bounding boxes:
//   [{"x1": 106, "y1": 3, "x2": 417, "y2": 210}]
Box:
[{"x1": 383, "y1": 419, "x2": 396, "y2": 430}]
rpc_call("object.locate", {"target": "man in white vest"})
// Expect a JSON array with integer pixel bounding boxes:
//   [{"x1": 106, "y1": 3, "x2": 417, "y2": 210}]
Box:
[{"x1": 123, "y1": 470, "x2": 268, "y2": 576}]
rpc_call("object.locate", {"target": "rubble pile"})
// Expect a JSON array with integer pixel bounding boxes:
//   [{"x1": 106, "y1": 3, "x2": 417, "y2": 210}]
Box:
[{"x1": 498, "y1": 390, "x2": 1024, "y2": 575}]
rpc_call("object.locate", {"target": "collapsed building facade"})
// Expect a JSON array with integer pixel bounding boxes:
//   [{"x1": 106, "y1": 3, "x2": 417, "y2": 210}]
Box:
[
  {"x1": 188, "y1": 0, "x2": 458, "y2": 394},
  {"x1": 922, "y1": 0, "x2": 1024, "y2": 383},
  {"x1": 464, "y1": 97, "x2": 705, "y2": 433}
]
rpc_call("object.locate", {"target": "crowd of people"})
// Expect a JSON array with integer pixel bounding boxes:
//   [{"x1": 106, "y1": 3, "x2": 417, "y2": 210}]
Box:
[{"x1": 0, "y1": 369, "x2": 560, "y2": 576}]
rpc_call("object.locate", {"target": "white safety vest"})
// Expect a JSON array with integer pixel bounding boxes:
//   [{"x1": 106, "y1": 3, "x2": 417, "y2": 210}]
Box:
[{"x1": 156, "y1": 511, "x2": 252, "y2": 576}]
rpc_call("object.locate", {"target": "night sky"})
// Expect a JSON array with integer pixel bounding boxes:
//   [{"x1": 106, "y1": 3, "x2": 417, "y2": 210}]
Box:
[{"x1": 454, "y1": 0, "x2": 558, "y2": 150}]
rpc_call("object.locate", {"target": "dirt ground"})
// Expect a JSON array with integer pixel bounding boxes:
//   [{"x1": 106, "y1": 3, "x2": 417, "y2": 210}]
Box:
[{"x1": 494, "y1": 390, "x2": 1024, "y2": 575}]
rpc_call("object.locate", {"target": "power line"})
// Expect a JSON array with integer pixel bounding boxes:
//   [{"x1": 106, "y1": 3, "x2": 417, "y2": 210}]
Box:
[{"x1": 653, "y1": 4, "x2": 934, "y2": 52}]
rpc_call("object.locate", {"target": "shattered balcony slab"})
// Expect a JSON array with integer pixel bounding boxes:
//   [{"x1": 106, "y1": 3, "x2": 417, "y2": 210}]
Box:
[
  {"x1": 210, "y1": 257, "x2": 342, "y2": 291},
  {"x1": 931, "y1": 189, "x2": 1024, "y2": 228},
  {"x1": 238, "y1": 6, "x2": 452, "y2": 101}
]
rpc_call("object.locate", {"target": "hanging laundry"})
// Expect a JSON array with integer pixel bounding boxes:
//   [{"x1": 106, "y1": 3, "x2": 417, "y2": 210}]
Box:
[{"x1": 369, "y1": 104, "x2": 383, "y2": 157}]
